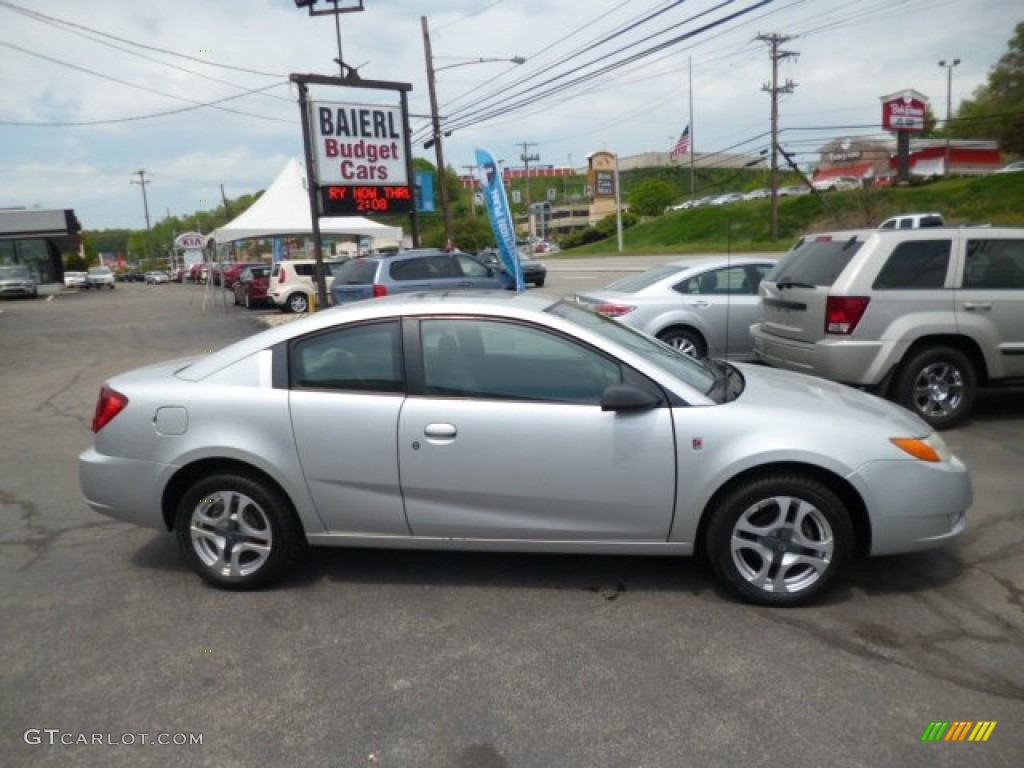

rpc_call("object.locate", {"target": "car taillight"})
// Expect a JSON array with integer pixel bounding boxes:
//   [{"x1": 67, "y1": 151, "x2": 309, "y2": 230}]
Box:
[
  {"x1": 594, "y1": 303, "x2": 635, "y2": 317},
  {"x1": 92, "y1": 385, "x2": 129, "y2": 433},
  {"x1": 825, "y1": 296, "x2": 870, "y2": 335},
  {"x1": 372, "y1": 284, "x2": 388, "y2": 298},
  {"x1": 278, "y1": 267, "x2": 286, "y2": 284}
]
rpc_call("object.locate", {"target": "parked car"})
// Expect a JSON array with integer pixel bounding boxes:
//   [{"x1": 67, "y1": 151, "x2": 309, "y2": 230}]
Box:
[
  {"x1": 232, "y1": 265, "x2": 272, "y2": 309},
  {"x1": 812, "y1": 176, "x2": 860, "y2": 192},
  {"x1": 85, "y1": 266, "x2": 115, "y2": 290},
  {"x1": 116, "y1": 271, "x2": 145, "y2": 283},
  {"x1": 752, "y1": 226, "x2": 1024, "y2": 429},
  {"x1": 994, "y1": 160, "x2": 1024, "y2": 174},
  {"x1": 0, "y1": 264, "x2": 38, "y2": 298},
  {"x1": 330, "y1": 249, "x2": 513, "y2": 306},
  {"x1": 221, "y1": 262, "x2": 263, "y2": 290},
  {"x1": 268, "y1": 259, "x2": 348, "y2": 313},
  {"x1": 778, "y1": 184, "x2": 811, "y2": 196},
  {"x1": 710, "y1": 193, "x2": 745, "y2": 205},
  {"x1": 144, "y1": 271, "x2": 170, "y2": 284},
  {"x1": 477, "y1": 249, "x2": 547, "y2": 287},
  {"x1": 63, "y1": 271, "x2": 87, "y2": 288},
  {"x1": 79, "y1": 292, "x2": 971, "y2": 606},
  {"x1": 576, "y1": 256, "x2": 776, "y2": 360},
  {"x1": 878, "y1": 212, "x2": 945, "y2": 229}
]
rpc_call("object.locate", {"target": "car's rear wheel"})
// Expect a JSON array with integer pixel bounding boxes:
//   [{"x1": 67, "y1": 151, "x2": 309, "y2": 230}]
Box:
[
  {"x1": 894, "y1": 346, "x2": 976, "y2": 430},
  {"x1": 657, "y1": 327, "x2": 706, "y2": 358},
  {"x1": 175, "y1": 472, "x2": 304, "y2": 590},
  {"x1": 705, "y1": 474, "x2": 853, "y2": 606},
  {"x1": 286, "y1": 292, "x2": 309, "y2": 313}
]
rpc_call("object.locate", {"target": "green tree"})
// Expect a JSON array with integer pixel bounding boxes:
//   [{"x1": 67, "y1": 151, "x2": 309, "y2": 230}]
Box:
[
  {"x1": 950, "y1": 22, "x2": 1024, "y2": 153},
  {"x1": 627, "y1": 179, "x2": 677, "y2": 216}
]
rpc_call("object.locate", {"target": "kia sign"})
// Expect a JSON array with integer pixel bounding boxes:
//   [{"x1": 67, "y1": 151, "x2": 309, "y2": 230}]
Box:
[
  {"x1": 311, "y1": 101, "x2": 409, "y2": 186},
  {"x1": 881, "y1": 90, "x2": 928, "y2": 133},
  {"x1": 174, "y1": 232, "x2": 207, "y2": 250}
]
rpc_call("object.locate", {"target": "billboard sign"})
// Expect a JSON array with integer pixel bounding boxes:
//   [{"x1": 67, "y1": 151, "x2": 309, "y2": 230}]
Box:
[{"x1": 881, "y1": 90, "x2": 928, "y2": 132}]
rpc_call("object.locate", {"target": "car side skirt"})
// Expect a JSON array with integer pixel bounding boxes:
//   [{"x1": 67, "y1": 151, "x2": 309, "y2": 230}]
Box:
[{"x1": 305, "y1": 533, "x2": 694, "y2": 556}]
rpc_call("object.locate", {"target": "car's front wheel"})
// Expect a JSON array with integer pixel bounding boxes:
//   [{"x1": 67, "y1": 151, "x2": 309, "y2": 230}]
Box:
[
  {"x1": 286, "y1": 292, "x2": 309, "y2": 313},
  {"x1": 657, "y1": 327, "x2": 706, "y2": 358},
  {"x1": 705, "y1": 474, "x2": 854, "y2": 606},
  {"x1": 175, "y1": 472, "x2": 304, "y2": 590},
  {"x1": 894, "y1": 346, "x2": 976, "y2": 430}
]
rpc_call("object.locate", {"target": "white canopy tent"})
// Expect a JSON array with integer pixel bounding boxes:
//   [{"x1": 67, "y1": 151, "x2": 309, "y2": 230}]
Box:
[{"x1": 209, "y1": 158, "x2": 403, "y2": 248}]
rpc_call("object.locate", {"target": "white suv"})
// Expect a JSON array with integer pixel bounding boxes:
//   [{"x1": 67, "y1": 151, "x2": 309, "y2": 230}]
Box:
[
  {"x1": 267, "y1": 259, "x2": 347, "y2": 313},
  {"x1": 752, "y1": 226, "x2": 1024, "y2": 428}
]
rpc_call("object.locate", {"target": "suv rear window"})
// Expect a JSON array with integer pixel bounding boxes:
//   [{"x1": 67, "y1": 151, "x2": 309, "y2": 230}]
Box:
[
  {"x1": 334, "y1": 259, "x2": 380, "y2": 284},
  {"x1": 767, "y1": 238, "x2": 864, "y2": 287},
  {"x1": 872, "y1": 240, "x2": 951, "y2": 289}
]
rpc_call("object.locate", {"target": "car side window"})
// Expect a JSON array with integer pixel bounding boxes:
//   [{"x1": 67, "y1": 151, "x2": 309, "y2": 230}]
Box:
[
  {"x1": 291, "y1": 321, "x2": 403, "y2": 393},
  {"x1": 872, "y1": 240, "x2": 951, "y2": 289},
  {"x1": 676, "y1": 266, "x2": 758, "y2": 295},
  {"x1": 421, "y1": 318, "x2": 621, "y2": 404},
  {"x1": 390, "y1": 258, "x2": 433, "y2": 281},
  {"x1": 964, "y1": 239, "x2": 1024, "y2": 289},
  {"x1": 457, "y1": 254, "x2": 490, "y2": 278}
]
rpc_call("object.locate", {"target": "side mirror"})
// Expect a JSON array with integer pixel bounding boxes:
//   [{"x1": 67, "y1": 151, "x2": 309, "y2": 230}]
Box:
[{"x1": 600, "y1": 384, "x2": 661, "y2": 412}]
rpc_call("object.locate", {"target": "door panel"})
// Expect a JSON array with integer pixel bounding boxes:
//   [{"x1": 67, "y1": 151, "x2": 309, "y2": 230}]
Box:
[{"x1": 398, "y1": 398, "x2": 676, "y2": 540}]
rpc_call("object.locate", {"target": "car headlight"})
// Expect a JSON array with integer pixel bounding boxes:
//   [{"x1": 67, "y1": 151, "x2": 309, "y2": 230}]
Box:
[{"x1": 890, "y1": 433, "x2": 953, "y2": 463}]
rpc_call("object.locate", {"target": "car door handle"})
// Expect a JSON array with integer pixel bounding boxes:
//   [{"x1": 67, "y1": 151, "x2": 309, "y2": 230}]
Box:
[
  {"x1": 962, "y1": 302, "x2": 992, "y2": 312},
  {"x1": 424, "y1": 423, "x2": 457, "y2": 439},
  {"x1": 686, "y1": 300, "x2": 710, "y2": 308}
]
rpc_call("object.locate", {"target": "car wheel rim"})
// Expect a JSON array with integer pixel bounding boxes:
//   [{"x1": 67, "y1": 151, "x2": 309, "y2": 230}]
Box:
[
  {"x1": 911, "y1": 362, "x2": 963, "y2": 419},
  {"x1": 290, "y1": 296, "x2": 307, "y2": 313},
  {"x1": 666, "y1": 336, "x2": 698, "y2": 357},
  {"x1": 189, "y1": 491, "x2": 273, "y2": 579},
  {"x1": 730, "y1": 495, "x2": 834, "y2": 595}
]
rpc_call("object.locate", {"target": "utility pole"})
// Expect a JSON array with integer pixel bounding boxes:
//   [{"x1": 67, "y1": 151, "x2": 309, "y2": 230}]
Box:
[
  {"x1": 938, "y1": 58, "x2": 961, "y2": 176},
  {"x1": 130, "y1": 169, "x2": 152, "y2": 264},
  {"x1": 422, "y1": 16, "x2": 454, "y2": 249},
  {"x1": 518, "y1": 141, "x2": 539, "y2": 246},
  {"x1": 758, "y1": 33, "x2": 798, "y2": 241}
]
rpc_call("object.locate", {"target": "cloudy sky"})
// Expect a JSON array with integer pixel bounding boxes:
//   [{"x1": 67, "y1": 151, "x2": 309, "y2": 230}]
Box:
[{"x1": 0, "y1": 0, "x2": 1018, "y2": 231}]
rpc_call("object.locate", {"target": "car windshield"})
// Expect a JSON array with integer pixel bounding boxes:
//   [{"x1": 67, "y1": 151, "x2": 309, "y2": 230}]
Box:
[
  {"x1": 547, "y1": 300, "x2": 717, "y2": 395},
  {"x1": 0, "y1": 266, "x2": 31, "y2": 278},
  {"x1": 334, "y1": 259, "x2": 379, "y2": 284},
  {"x1": 605, "y1": 264, "x2": 684, "y2": 293}
]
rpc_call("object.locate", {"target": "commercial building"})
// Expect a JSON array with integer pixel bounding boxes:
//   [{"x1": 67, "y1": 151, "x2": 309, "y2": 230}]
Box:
[{"x1": 0, "y1": 208, "x2": 81, "y2": 285}]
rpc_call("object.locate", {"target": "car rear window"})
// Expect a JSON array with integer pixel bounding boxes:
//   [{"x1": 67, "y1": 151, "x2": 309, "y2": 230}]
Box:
[
  {"x1": 606, "y1": 264, "x2": 684, "y2": 293},
  {"x1": 872, "y1": 240, "x2": 951, "y2": 289},
  {"x1": 334, "y1": 259, "x2": 380, "y2": 284},
  {"x1": 767, "y1": 238, "x2": 864, "y2": 287}
]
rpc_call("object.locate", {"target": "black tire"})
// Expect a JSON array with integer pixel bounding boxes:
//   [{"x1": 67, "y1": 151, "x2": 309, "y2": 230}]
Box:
[
  {"x1": 894, "y1": 346, "x2": 976, "y2": 430},
  {"x1": 175, "y1": 472, "x2": 305, "y2": 590},
  {"x1": 534, "y1": 278, "x2": 545, "y2": 288},
  {"x1": 657, "y1": 327, "x2": 706, "y2": 358},
  {"x1": 286, "y1": 292, "x2": 309, "y2": 314},
  {"x1": 705, "y1": 474, "x2": 854, "y2": 607}
]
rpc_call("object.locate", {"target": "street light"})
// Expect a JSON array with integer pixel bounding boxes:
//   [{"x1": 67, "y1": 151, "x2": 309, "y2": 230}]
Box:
[
  {"x1": 938, "y1": 58, "x2": 961, "y2": 176},
  {"x1": 421, "y1": 15, "x2": 524, "y2": 249}
]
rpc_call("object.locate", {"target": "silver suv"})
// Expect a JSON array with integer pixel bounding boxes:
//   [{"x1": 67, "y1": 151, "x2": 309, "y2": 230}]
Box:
[{"x1": 752, "y1": 227, "x2": 1024, "y2": 428}]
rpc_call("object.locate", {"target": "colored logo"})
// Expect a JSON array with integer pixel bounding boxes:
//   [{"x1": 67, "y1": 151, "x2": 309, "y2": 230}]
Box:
[{"x1": 921, "y1": 721, "x2": 996, "y2": 742}]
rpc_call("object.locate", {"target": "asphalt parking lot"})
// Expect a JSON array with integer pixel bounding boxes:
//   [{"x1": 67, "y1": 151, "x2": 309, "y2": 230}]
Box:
[{"x1": 2, "y1": 266, "x2": 1022, "y2": 768}]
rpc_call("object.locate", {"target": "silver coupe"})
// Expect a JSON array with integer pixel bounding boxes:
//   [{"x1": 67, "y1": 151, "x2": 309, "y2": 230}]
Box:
[{"x1": 79, "y1": 292, "x2": 971, "y2": 606}]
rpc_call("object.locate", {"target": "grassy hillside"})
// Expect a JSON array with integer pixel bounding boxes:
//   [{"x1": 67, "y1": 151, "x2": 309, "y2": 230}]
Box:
[{"x1": 562, "y1": 172, "x2": 1024, "y2": 256}]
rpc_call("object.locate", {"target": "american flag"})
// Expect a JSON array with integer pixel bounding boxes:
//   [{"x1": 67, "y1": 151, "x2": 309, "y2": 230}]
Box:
[{"x1": 670, "y1": 125, "x2": 691, "y2": 159}]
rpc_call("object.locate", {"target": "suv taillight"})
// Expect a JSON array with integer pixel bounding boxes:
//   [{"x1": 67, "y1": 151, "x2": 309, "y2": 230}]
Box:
[
  {"x1": 825, "y1": 296, "x2": 870, "y2": 335},
  {"x1": 372, "y1": 284, "x2": 388, "y2": 298},
  {"x1": 278, "y1": 267, "x2": 286, "y2": 284},
  {"x1": 92, "y1": 385, "x2": 129, "y2": 433}
]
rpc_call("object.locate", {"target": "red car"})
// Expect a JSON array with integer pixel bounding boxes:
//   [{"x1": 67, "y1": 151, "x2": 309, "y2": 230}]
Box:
[
  {"x1": 221, "y1": 261, "x2": 263, "y2": 289},
  {"x1": 232, "y1": 265, "x2": 272, "y2": 309}
]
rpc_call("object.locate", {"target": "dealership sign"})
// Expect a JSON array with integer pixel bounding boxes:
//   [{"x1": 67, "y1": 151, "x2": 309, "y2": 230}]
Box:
[
  {"x1": 880, "y1": 89, "x2": 928, "y2": 132},
  {"x1": 174, "y1": 232, "x2": 207, "y2": 250},
  {"x1": 310, "y1": 100, "x2": 412, "y2": 215}
]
